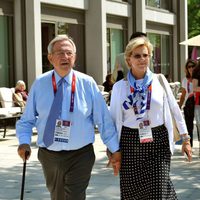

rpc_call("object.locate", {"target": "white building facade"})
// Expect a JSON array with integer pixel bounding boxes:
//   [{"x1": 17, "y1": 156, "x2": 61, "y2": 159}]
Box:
[{"x1": 0, "y1": 0, "x2": 188, "y2": 89}]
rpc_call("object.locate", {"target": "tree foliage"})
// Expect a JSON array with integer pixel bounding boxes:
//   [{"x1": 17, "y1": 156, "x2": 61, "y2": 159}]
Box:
[{"x1": 188, "y1": 0, "x2": 200, "y2": 38}]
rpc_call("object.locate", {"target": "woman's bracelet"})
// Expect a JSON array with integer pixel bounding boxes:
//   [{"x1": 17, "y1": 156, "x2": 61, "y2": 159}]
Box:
[{"x1": 181, "y1": 134, "x2": 191, "y2": 142}]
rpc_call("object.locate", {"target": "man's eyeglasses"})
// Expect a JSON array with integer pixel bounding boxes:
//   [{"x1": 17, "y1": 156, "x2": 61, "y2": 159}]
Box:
[
  {"x1": 53, "y1": 51, "x2": 75, "y2": 57},
  {"x1": 132, "y1": 53, "x2": 150, "y2": 59}
]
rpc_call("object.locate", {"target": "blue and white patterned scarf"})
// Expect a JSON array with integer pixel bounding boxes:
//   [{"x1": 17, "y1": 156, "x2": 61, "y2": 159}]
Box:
[{"x1": 123, "y1": 68, "x2": 153, "y2": 120}]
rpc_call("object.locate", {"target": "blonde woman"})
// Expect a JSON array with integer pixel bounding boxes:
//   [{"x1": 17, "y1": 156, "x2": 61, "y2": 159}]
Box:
[
  {"x1": 13, "y1": 80, "x2": 28, "y2": 107},
  {"x1": 110, "y1": 37, "x2": 192, "y2": 199}
]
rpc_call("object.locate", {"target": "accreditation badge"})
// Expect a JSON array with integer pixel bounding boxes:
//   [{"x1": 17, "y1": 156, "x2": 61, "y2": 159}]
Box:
[
  {"x1": 138, "y1": 120, "x2": 153, "y2": 143},
  {"x1": 54, "y1": 119, "x2": 71, "y2": 143}
]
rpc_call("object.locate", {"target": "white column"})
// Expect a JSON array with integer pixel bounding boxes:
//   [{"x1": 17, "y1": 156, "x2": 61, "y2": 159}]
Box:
[
  {"x1": 85, "y1": 0, "x2": 107, "y2": 84},
  {"x1": 179, "y1": 0, "x2": 188, "y2": 80},
  {"x1": 25, "y1": 0, "x2": 42, "y2": 89},
  {"x1": 14, "y1": 0, "x2": 23, "y2": 81},
  {"x1": 135, "y1": 0, "x2": 146, "y2": 33}
]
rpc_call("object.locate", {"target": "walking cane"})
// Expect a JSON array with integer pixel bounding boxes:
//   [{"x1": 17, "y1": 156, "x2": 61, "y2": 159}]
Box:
[{"x1": 20, "y1": 151, "x2": 30, "y2": 200}]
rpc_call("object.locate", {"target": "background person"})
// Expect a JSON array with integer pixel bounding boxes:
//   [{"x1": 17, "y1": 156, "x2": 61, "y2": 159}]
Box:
[
  {"x1": 102, "y1": 73, "x2": 114, "y2": 105},
  {"x1": 179, "y1": 59, "x2": 196, "y2": 147},
  {"x1": 16, "y1": 34, "x2": 121, "y2": 200},
  {"x1": 102, "y1": 73, "x2": 114, "y2": 93},
  {"x1": 110, "y1": 36, "x2": 192, "y2": 199},
  {"x1": 192, "y1": 60, "x2": 200, "y2": 141},
  {"x1": 13, "y1": 80, "x2": 28, "y2": 107}
]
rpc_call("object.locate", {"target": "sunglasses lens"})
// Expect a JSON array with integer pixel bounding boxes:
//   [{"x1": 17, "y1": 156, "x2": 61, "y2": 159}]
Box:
[
  {"x1": 188, "y1": 65, "x2": 195, "y2": 69},
  {"x1": 134, "y1": 54, "x2": 141, "y2": 59},
  {"x1": 133, "y1": 54, "x2": 149, "y2": 59}
]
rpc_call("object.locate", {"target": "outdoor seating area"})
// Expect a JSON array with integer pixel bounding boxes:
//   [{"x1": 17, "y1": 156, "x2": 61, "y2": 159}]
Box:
[
  {"x1": 0, "y1": 87, "x2": 23, "y2": 138},
  {"x1": 0, "y1": 87, "x2": 22, "y2": 115}
]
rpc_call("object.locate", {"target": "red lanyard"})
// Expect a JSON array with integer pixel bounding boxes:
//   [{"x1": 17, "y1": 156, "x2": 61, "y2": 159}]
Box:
[
  {"x1": 70, "y1": 73, "x2": 76, "y2": 112},
  {"x1": 52, "y1": 72, "x2": 76, "y2": 112}
]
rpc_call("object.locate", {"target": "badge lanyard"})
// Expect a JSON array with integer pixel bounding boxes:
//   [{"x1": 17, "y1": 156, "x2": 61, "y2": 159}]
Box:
[
  {"x1": 130, "y1": 84, "x2": 152, "y2": 116},
  {"x1": 52, "y1": 72, "x2": 76, "y2": 113}
]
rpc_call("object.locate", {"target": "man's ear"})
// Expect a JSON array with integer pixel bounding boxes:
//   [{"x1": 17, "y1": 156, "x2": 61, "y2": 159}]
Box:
[
  {"x1": 48, "y1": 54, "x2": 53, "y2": 65},
  {"x1": 72, "y1": 54, "x2": 77, "y2": 68}
]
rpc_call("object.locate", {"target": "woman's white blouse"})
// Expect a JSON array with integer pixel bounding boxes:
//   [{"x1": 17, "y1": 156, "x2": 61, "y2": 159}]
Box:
[
  {"x1": 110, "y1": 73, "x2": 188, "y2": 154},
  {"x1": 181, "y1": 77, "x2": 193, "y2": 104}
]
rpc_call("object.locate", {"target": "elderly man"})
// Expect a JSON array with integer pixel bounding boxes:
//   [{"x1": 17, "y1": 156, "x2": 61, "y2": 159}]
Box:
[{"x1": 16, "y1": 34, "x2": 121, "y2": 200}]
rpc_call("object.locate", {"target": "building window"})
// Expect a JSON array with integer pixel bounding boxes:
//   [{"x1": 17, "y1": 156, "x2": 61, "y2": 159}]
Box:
[
  {"x1": 108, "y1": 0, "x2": 129, "y2": 2},
  {"x1": 41, "y1": 4, "x2": 85, "y2": 74},
  {"x1": 146, "y1": 0, "x2": 171, "y2": 11},
  {"x1": 148, "y1": 33, "x2": 171, "y2": 81},
  {"x1": 41, "y1": 22, "x2": 85, "y2": 74},
  {"x1": 107, "y1": 28, "x2": 125, "y2": 74},
  {"x1": 106, "y1": 15, "x2": 128, "y2": 75},
  {"x1": 0, "y1": 15, "x2": 14, "y2": 87}
]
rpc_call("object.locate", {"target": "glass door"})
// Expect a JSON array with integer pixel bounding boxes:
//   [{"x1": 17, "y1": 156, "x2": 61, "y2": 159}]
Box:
[
  {"x1": 41, "y1": 21, "x2": 85, "y2": 73},
  {"x1": 0, "y1": 15, "x2": 14, "y2": 87},
  {"x1": 41, "y1": 22, "x2": 55, "y2": 73},
  {"x1": 148, "y1": 33, "x2": 171, "y2": 81},
  {"x1": 107, "y1": 28, "x2": 124, "y2": 74}
]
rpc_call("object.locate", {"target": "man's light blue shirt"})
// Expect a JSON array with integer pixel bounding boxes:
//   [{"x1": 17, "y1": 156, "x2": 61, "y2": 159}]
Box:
[{"x1": 16, "y1": 69, "x2": 119, "y2": 153}]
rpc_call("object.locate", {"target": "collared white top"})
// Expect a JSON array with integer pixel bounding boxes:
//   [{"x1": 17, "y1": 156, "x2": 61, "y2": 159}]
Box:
[
  {"x1": 110, "y1": 73, "x2": 188, "y2": 154},
  {"x1": 181, "y1": 77, "x2": 193, "y2": 105}
]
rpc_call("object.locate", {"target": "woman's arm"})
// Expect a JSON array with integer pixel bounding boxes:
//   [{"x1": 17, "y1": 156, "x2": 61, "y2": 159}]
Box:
[{"x1": 179, "y1": 87, "x2": 186, "y2": 108}]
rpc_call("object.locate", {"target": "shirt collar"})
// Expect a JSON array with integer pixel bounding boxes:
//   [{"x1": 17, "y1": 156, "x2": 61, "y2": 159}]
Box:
[
  {"x1": 64, "y1": 69, "x2": 73, "y2": 85},
  {"x1": 53, "y1": 69, "x2": 73, "y2": 85}
]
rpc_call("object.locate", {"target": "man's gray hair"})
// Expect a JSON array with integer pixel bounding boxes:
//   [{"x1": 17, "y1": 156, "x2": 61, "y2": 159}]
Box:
[{"x1": 47, "y1": 34, "x2": 76, "y2": 54}]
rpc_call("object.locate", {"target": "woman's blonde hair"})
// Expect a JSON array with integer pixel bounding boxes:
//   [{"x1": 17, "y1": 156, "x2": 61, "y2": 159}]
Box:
[
  {"x1": 124, "y1": 37, "x2": 153, "y2": 68},
  {"x1": 15, "y1": 80, "x2": 26, "y2": 90}
]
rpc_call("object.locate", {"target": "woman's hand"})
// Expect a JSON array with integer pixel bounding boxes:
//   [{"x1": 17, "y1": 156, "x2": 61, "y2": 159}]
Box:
[
  {"x1": 182, "y1": 141, "x2": 192, "y2": 162},
  {"x1": 111, "y1": 152, "x2": 121, "y2": 176},
  {"x1": 106, "y1": 148, "x2": 121, "y2": 176}
]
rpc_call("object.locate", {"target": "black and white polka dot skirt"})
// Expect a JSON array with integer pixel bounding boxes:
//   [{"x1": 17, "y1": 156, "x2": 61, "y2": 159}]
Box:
[{"x1": 120, "y1": 125, "x2": 178, "y2": 200}]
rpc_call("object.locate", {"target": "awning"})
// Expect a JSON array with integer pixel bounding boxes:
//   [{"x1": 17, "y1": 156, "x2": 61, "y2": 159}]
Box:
[{"x1": 179, "y1": 35, "x2": 200, "y2": 46}]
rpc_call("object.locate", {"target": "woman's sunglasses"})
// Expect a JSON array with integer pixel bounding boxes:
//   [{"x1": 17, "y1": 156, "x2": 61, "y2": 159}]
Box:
[{"x1": 187, "y1": 64, "x2": 195, "y2": 69}]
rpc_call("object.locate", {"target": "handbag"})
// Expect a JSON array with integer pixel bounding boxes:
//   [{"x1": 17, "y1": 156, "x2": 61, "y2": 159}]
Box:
[{"x1": 157, "y1": 74, "x2": 181, "y2": 142}]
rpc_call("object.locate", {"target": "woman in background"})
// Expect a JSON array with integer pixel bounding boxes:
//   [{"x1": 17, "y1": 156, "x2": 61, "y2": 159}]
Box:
[
  {"x1": 179, "y1": 59, "x2": 196, "y2": 147},
  {"x1": 192, "y1": 60, "x2": 200, "y2": 144},
  {"x1": 102, "y1": 73, "x2": 114, "y2": 92},
  {"x1": 15, "y1": 80, "x2": 28, "y2": 101},
  {"x1": 13, "y1": 80, "x2": 28, "y2": 107}
]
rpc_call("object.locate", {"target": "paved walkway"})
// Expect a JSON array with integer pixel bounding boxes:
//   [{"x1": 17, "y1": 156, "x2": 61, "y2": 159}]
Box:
[{"x1": 0, "y1": 127, "x2": 200, "y2": 200}]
